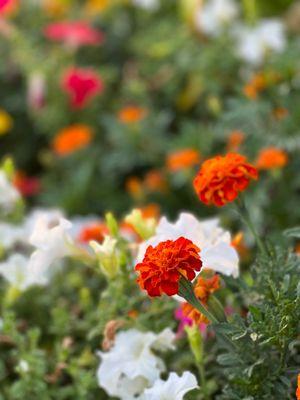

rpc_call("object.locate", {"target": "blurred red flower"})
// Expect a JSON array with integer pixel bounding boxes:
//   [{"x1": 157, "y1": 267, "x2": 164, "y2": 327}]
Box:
[
  {"x1": 135, "y1": 237, "x2": 202, "y2": 297},
  {"x1": 0, "y1": 0, "x2": 18, "y2": 16},
  {"x1": 13, "y1": 171, "x2": 40, "y2": 197},
  {"x1": 62, "y1": 68, "x2": 104, "y2": 109},
  {"x1": 44, "y1": 21, "x2": 104, "y2": 48}
]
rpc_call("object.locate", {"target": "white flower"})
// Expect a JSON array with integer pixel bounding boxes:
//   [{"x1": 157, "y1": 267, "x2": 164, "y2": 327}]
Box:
[
  {"x1": 0, "y1": 223, "x2": 24, "y2": 249},
  {"x1": 137, "y1": 212, "x2": 239, "y2": 278},
  {"x1": 0, "y1": 253, "x2": 48, "y2": 290},
  {"x1": 28, "y1": 215, "x2": 73, "y2": 279},
  {"x1": 18, "y1": 360, "x2": 30, "y2": 373},
  {"x1": 141, "y1": 371, "x2": 198, "y2": 400},
  {"x1": 0, "y1": 171, "x2": 20, "y2": 214},
  {"x1": 235, "y1": 19, "x2": 286, "y2": 65},
  {"x1": 132, "y1": 0, "x2": 159, "y2": 11},
  {"x1": 97, "y1": 328, "x2": 175, "y2": 399},
  {"x1": 195, "y1": 0, "x2": 239, "y2": 36}
]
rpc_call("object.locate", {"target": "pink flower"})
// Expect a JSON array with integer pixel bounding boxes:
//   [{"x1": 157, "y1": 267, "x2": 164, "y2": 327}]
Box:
[
  {"x1": 0, "y1": 0, "x2": 18, "y2": 16},
  {"x1": 27, "y1": 73, "x2": 46, "y2": 111},
  {"x1": 44, "y1": 21, "x2": 104, "y2": 49},
  {"x1": 174, "y1": 307, "x2": 207, "y2": 339},
  {"x1": 61, "y1": 67, "x2": 104, "y2": 109}
]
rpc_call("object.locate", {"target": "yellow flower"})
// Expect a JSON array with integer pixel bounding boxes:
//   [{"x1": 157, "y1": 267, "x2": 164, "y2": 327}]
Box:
[
  {"x1": 0, "y1": 109, "x2": 13, "y2": 135},
  {"x1": 85, "y1": 0, "x2": 110, "y2": 15}
]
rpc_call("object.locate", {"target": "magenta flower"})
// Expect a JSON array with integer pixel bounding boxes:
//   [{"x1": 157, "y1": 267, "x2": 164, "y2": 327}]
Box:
[
  {"x1": 44, "y1": 21, "x2": 104, "y2": 49},
  {"x1": 61, "y1": 67, "x2": 104, "y2": 109},
  {"x1": 0, "y1": 0, "x2": 17, "y2": 15},
  {"x1": 174, "y1": 307, "x2": 207, "y2": 339}
]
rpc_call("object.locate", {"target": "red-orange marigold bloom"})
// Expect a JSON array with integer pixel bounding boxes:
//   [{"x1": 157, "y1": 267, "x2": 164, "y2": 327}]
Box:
[
  {"x1": 118, "y1": 106, "x2": 147, "y2": 124},
  {"x1": 166, "y1": 148, "x2": 201, "y2": 172},
  {"x1": 144, "y1": 169, "x2": 167, "y2": 193},
  {"x1": 52, "y1": 124, "x2": 93, "y2": 156},
  {"x1": 0, "y1": 0, "x2": 18, "y2": 16},
  {"x1": 193, "y1": 153, "x2": 258, "y2": 207},
  {"x1": 296, "y1": 374, "x2": 300, "y2": 400},
  {"x1": 255, "y1": 147, "x2": 288, "y2": 170},
  {"x1": 135, "y1": 237, "x2": 202, "y2": 297},
  {"x1": 78, "y1": 223, "x2": 108, "y2": 243},
  {"x1": 181, "y1": 274, "x2": 220, "y2": 324}
]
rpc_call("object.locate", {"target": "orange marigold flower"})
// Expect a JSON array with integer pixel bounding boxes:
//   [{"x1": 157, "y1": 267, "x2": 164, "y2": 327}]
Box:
[
  {"x1": 297, "y1": 374, "x2": 300, "y2": 400},
  {"x1": 78, "y1": 223, "x2": 108, "y2": 243},
  {"x1": 118, "y1": 106, "x2": 147, "y2": 124},
  {"x1": 125, "y1": 176, "x2": 144, "y2": 200},
  {"x1": 255, "y1": 147, "x2": 288, "y2": 170},
  {"x1": 226, "y1": 130, "x2": 245, "y2": 152},
  {"x1": 181, "y1": 274, "x2": 220, "y2": 324},
  {"x1": 139, "y1": 203, "x2": 160, "y2": 219},
  {"x1": 273, "y1": 107, "x2": 289, "y2": 120},
  {"x1": 0, "y1": 0, "x2": 18, "y2": 16},
  {"x1": 194, "y1": 153, "x2": 258, "y2": 207},
  {"x1": 231, "y1": 232, "x2": 249, "y2": 260},
  {"x1": 52, "y1": 124, "x2": 93, "y2": 156},
  {"x1": 166, "y1": 148, "x2": 201, "y2": 172},
  {"x1": 144, "y1": 169, "x2": 167, "y2": 193},
  {"x1": 243, "y1": 73, "x2": 267, "y2": 100},
  {"x1": 135, "y1": 237, "x2": 202, "y2": 297}
]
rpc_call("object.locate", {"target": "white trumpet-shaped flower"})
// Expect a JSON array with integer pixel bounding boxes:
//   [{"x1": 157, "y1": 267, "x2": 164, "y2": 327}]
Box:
[
  {"x1": 137, "y1": 212, "x2": 239, "y2": 277},
  {"x1": 195, "y1": 0, "x2": 239, "y2": 36},
  {"x1": 235, "y1": 19, "x2": 286, "y2": 65},
  {"x1": 97, "y1": 328, "x2": 175, "y2": 399},
  {"x1": 0, "y1": 254, "x2": 49, "y2": 290},
  {"x1": 141, "y1": 371, "x2": 198, "y2": 400},
  {"x1": 28, "y1": 215, "x2": 73, "y2": 279}
]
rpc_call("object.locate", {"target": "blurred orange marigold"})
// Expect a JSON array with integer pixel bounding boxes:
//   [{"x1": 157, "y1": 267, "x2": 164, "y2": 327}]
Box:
[
  {"x1": 255, "y1": 147, "x2": 288, "y2": 170},
  {"x1": 135, "y1": 237, "x2": 202, "y2": 297},
  {"x1": 166, "y1": 148, "x2": 200, "y2": 172},
  {"x1": 118, "y1": 106, "x2": 147, "y2": 124},
  {"x1": 52, "y1": 124, "x2": 93, "y2": 156},
  {"x1": 193, "y1": 153, "x2": 258, "y2": 207},
  {"x1": 297, "y1": 374, "x2": 300, "y2": 400},
  {"x1": 226, "y1": 130, "x2": 245, "y2": 152}
]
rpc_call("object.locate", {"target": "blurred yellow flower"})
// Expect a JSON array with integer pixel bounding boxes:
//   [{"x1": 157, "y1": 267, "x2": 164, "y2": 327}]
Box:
[
  {"x1": 85, "y1": 0, "x2": 110, "y2": 15},
  {"x1": 0, "y1": 109, "x2": 13, "y2": 135},
  {"x1": 43, "y1": 0, "x2": 71, "y2": 17}
]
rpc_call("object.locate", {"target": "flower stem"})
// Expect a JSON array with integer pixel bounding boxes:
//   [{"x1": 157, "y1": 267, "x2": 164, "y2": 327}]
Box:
[
  {"x1": 178, "y1": 277, "x2": 219, "y2": 324},
  {"x1": 234, "y1": 197, "x2": 269, "y2": 257}
]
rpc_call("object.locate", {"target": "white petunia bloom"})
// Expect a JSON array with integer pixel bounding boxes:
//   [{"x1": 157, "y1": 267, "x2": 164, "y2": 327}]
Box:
[
  {"x1": 141, "y1": 371, "x2": 198, "y2": 400},
  {"x1": 0, "y1": 223, "x2": 24, "y2": 249},
  {"x1": 132, "y1": 0, "x2": 159, "y2": 11},
  {"x1": 137, "y1": 212, "x2": 239, "y2": 278},
  {"x1": 0, "y1": 171, "x2": 21, "y2": 214},
  {"x1": 235, "y1": 19, "x2": 286, "y2": 65},
  {"x1": 195, "y1": 0, "x2": 239, "y2": 36},
  {"x1": 28, "y1": 215, "x2": 74, "y2": 279},
  {"x1": 0, "y1": 254, "x2": 49, "y2": 290},
  {"x1": 97, "y1": 328, "x2": 175, "y2": 399}
]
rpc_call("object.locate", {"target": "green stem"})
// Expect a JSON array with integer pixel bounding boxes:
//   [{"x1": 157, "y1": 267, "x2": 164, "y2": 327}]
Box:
[
  {"x1": 235, "y1": 198, "x2": 269, "y2": 257},
  {"x1": 178, "y1": 277, "x2": 219, "y2": 324},
  {"x1": 198, "y1": 362, "x2": 210, "y2": 400}
]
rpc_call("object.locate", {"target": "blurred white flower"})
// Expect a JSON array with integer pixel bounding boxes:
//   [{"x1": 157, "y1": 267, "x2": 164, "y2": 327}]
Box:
[
  {"x1": 195, "y1": 0, "x2": 239, "y2": 36},
  {"x1": 141, "y1": 371, "x2": 198, "y2": 400},
  {"x1": 0, "y1": 223, "x2": 24, "y2": 249},
  {"x1": 0, "y1": 171, "x2": 20, "y2": 214},
  {"x1": 27, "y1": 72, "x2": 46, "y2": 110},
  {"x1": 28, "y1": 215, "x2": 73, "y2": 278},
  {"x1": 235, "y1": 19, "x2": 286, "y2": 65},
  {"x1": 18, "y1": 360, "x2": 30, "y2": 373},
  {"x1": 137, "y1": 212, "x2": 239, "y2": 277},
  {"x1": 132, "y1": 0, "x2": 159, "y2": 11},
  {"x1": 97, "y1": 328, "x2": 175, "y2": 399},
  {"x1": 0, "y1": 253, "x2": 48, "y2": 290}
]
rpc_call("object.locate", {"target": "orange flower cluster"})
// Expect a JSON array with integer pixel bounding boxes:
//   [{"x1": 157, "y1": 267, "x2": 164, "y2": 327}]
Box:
[
  {"x1": 226, "y1": 130, "x2": 245, "y2": 152},
  {"x1": 78, "y1": 222, "x2": 108, "y2": 243},
  {"x1": 166, "y1": 148, "x2": 201, "y2": 172},
  {"x1": 243, "y1": 73, "x2": 267, "y2": 100},
  {"x1": 135, "y1": 237, "x2": 202, "y2": 297},
  {"x1": 126, "y1": 170, "x2": 167, "y2": 200},
  {"x1": 255, "y1": 147, "x2": 288, "y2": 170},
  {"x1": 118, "y1": 106, "x2": 147, "y2": 124},
  {"x1": 52, "y1": 124, "x2": 93, "y2": 156},
  {"x1": 193, "y1": 153, "x2": 258, "y2": 207},
  {"x1": 181, "y1": 274, "x2": 220, "y2": 324}
]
